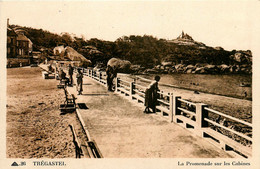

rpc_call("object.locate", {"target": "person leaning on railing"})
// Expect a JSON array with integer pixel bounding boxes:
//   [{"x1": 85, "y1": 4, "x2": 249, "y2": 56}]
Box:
[{"x1": 144, "y1": 75, "x2": 161, "y2": 114}]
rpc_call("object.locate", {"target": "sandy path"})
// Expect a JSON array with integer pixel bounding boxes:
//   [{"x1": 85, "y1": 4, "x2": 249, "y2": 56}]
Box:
[{"x1": 6, "y1": 67, "x2": 84, "y2": 158}]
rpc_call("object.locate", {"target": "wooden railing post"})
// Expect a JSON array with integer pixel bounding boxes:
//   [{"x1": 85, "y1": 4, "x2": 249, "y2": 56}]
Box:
[
  {"x1": 115, "y1": 77, "x2": 119, "y2": 92},
  {"x1": 99, "y1": 72, "x2": 102, "y2": 82},
  {"x1": 130, "y1": 81, "x2": 135, "y2": 97},
  {"x1": 196, "y1": 103, "x2": 208, "y2": 136},
  {"x1": 86, "y1": 69, "x2": 89, "y2": 76},
  {"x1": 169, "y1": 93, "x2": 173, "y2": 122},
  {"x1": 172, "y1": 95, "x2": 181, "y2": 123}
]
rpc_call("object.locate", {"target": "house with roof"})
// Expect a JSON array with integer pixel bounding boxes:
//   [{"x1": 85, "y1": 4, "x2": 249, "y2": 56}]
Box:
[
  {"x1": 7, "y1": 19, "x2": 34, "y2": 67},
  {"x1": 7, "y1": 27, "x2": 17, "y2": 58},
  {"x1": 7, "y1": 19, "x2": 33, "y2": 58},
  {"x1": 16, "y1": 33, "x2": 33, "y2": 57}
]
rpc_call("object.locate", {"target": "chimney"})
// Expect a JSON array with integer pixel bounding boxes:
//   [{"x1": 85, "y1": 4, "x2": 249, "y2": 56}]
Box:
[{"x1": 7, "y1": 18, "x2": 9, "y2": 28}]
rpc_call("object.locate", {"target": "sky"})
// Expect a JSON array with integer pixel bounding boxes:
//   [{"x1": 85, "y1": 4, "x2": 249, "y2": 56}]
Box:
[{"x1": 1, "y1": 1, "x2": 260, "y2": 51}]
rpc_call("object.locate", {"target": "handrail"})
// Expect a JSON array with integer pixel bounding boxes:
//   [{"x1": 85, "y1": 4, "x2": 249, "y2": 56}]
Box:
[
  {"x1": 204, "y1": 118, "x2": 252, "y2": 141},
  {"x1": 178, "y1": 98, "x2": 196, "y2": 106},
  {"x1": 119, "y1": 79, "x2": 131, "y2": 84},
  {"x1": 205, "y1": 107, "x2": 252, "y2": 127},
  {"x1": 158, "y1": 91, "x2": 171, "y2": 96},
  {"x1": 133, "y1": 89, "x2": 145, "y2": 96},
  {"x1": 136, "y1": 76, "x2": 153, "y2": 83},
  {"x1": 119, "y1": 83, "x2": 130, "y2": 90},
  {"x1": 135, "y1": 83, "x2": 146, "y2": 89},
  {"x1": 157, "y1": 99, "x2": 170, "y2": 106},
  {"x1": 177, "y1": 107, "x2": 196, "y2": 116}
]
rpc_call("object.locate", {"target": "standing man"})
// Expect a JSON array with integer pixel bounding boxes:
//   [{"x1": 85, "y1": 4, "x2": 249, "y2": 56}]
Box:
[
  {"x1": 106, "y1": 65, "x2": 113, "y2": 91},
  {"x1": 68, "y1": 64, "x2": 74, "y2": 86},
  {"x1": 76, "y1": 68, "x2": 83, "y2": 95},
  {"x1": 111, "y1": 67, "x2": 117, "y2": 91},
  {"x1": 144, "y1": 75, "x2": 160, "y2": 113}
]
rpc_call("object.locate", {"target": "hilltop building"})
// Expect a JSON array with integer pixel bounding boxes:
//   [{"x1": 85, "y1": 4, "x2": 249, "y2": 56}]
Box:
[{"x1": 177, "y1": 31, "x2": 194, "y2": 41}]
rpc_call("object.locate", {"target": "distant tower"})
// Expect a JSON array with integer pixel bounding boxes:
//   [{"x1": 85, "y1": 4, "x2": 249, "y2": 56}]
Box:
[
  {"x1": 7, "y1": 18, "x2": 9, "y2": 27},
  {"x1": 181, "y1": 30, "x2": 184, "y2": 38}
]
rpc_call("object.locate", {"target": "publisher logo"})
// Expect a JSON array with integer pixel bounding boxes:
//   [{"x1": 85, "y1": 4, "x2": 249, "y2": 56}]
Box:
[{"x1": 11, "y1": 161, "x2": 26, "y2": 166}]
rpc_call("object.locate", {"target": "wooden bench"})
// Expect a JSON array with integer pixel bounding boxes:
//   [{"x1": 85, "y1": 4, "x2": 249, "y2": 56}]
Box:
[
  {"x1": 42, "y1": 71, "x2": 49, "y2": 79},
  {"x1": 59, "y1": 86, "x2": 76, "y2": 113},
  {"x1": 57, "y1": 79, "x2": 69, "y2": 89},
  {"x1": 63, "y1": 87, "x2": 76, "y2": 105}
]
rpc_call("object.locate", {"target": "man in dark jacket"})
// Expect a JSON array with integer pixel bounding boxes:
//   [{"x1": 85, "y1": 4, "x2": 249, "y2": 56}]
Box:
[
  {"x1": 106, "y1": 65, "x2": 113, "y2": 91},
  {"x1": 68, "y1": 64, "x2": 74, "y2": 86}
]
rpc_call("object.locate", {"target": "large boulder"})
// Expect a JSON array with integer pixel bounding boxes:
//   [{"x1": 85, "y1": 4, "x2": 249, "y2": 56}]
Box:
[
  {"x1": 107, "y1": 58, "x2": 131, "y2": 73},
  {"x1": 184, "y1": 64, "x2": 195, "y2": 73},
  {"x1": 174, "y1": 64, "x2": 186, "y2": 73},
  {"x1": 194, "y1": 67, "x2": 206, "y2": 74},
  {"x1": 130, "y1": 64, "x2": 145, "y2": 73},
  {"x1": 161, "y1": 61, "x2": 173, "y2": 67},
  {"x1": 186, "y1": 69, "x2": 193, "y2": 74},
  {"x1": 144, "y1": 69, "x2": 158, "y2": 74},
  {"x1": 218, "y1": 64, "x2": 230, "y2": 73},
  {"x1": 53, "y1": 45, "x2": 65, "y2": 55},
  {"x1": 64, "y1": 47, "x2": 92, "y2": 66},
  {"x1": 204, "y1": 64, "x2": 219, "y2": 73},
  {"x1": 230, "y1": 51, "x2": 252, "y2": 64}
]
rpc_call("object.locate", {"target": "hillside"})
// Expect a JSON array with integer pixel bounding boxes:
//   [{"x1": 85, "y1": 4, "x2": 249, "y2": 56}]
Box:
[{"x1": 11, "y1": 25, "x2": 252, "y2": 73}]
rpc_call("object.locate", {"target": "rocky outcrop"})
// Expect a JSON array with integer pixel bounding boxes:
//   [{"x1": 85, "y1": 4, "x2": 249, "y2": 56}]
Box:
[
  {"x1": 130, "y1": 65, "x2": 146, "y2": 73},
  {"x1": 53, "y1": 46, "x2": 91, "y2": 66},
  {"x1": 64, "y1": 47, "x2": 91, "y2": 66},
  {"x1": 53, "y1": 46, "x2": 65, "y2": 55},
  {"x1": 230, "y1": 51, "x2": 252, "y2": 64},
  {"x1": 107, "y1": 58, "x2": 131, "y2": 73},
  {"x1": 140, "y1": 63, "x2": 252, "y2": 74}
]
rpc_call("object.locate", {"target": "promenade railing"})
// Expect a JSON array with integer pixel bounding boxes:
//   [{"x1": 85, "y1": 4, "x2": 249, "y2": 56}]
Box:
[{"x1": 72, "y1": 66, "x2": 252, "y2": 158}]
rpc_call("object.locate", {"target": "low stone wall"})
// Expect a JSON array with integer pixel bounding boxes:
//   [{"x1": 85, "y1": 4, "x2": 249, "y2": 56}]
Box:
[{"x1": 7, "y1": 58, "x2": 31, "y2": 68}]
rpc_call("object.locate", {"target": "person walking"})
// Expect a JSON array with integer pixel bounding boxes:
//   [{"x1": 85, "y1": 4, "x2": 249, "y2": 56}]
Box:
[
  {"x1": 76, "y1": 68, "x2": 83, "y2": 95},
  {"x1": 68, "y1": 64, "x2": 74, "y2": 86},
  {"x1": 144, "y1": 75, "x2": 160, "y2": 113}
]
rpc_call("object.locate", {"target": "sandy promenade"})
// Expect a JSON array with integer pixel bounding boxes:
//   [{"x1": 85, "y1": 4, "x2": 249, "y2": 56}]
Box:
[{"x1": 6, "y1": 67, "x2": 85, "y2": 158}]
